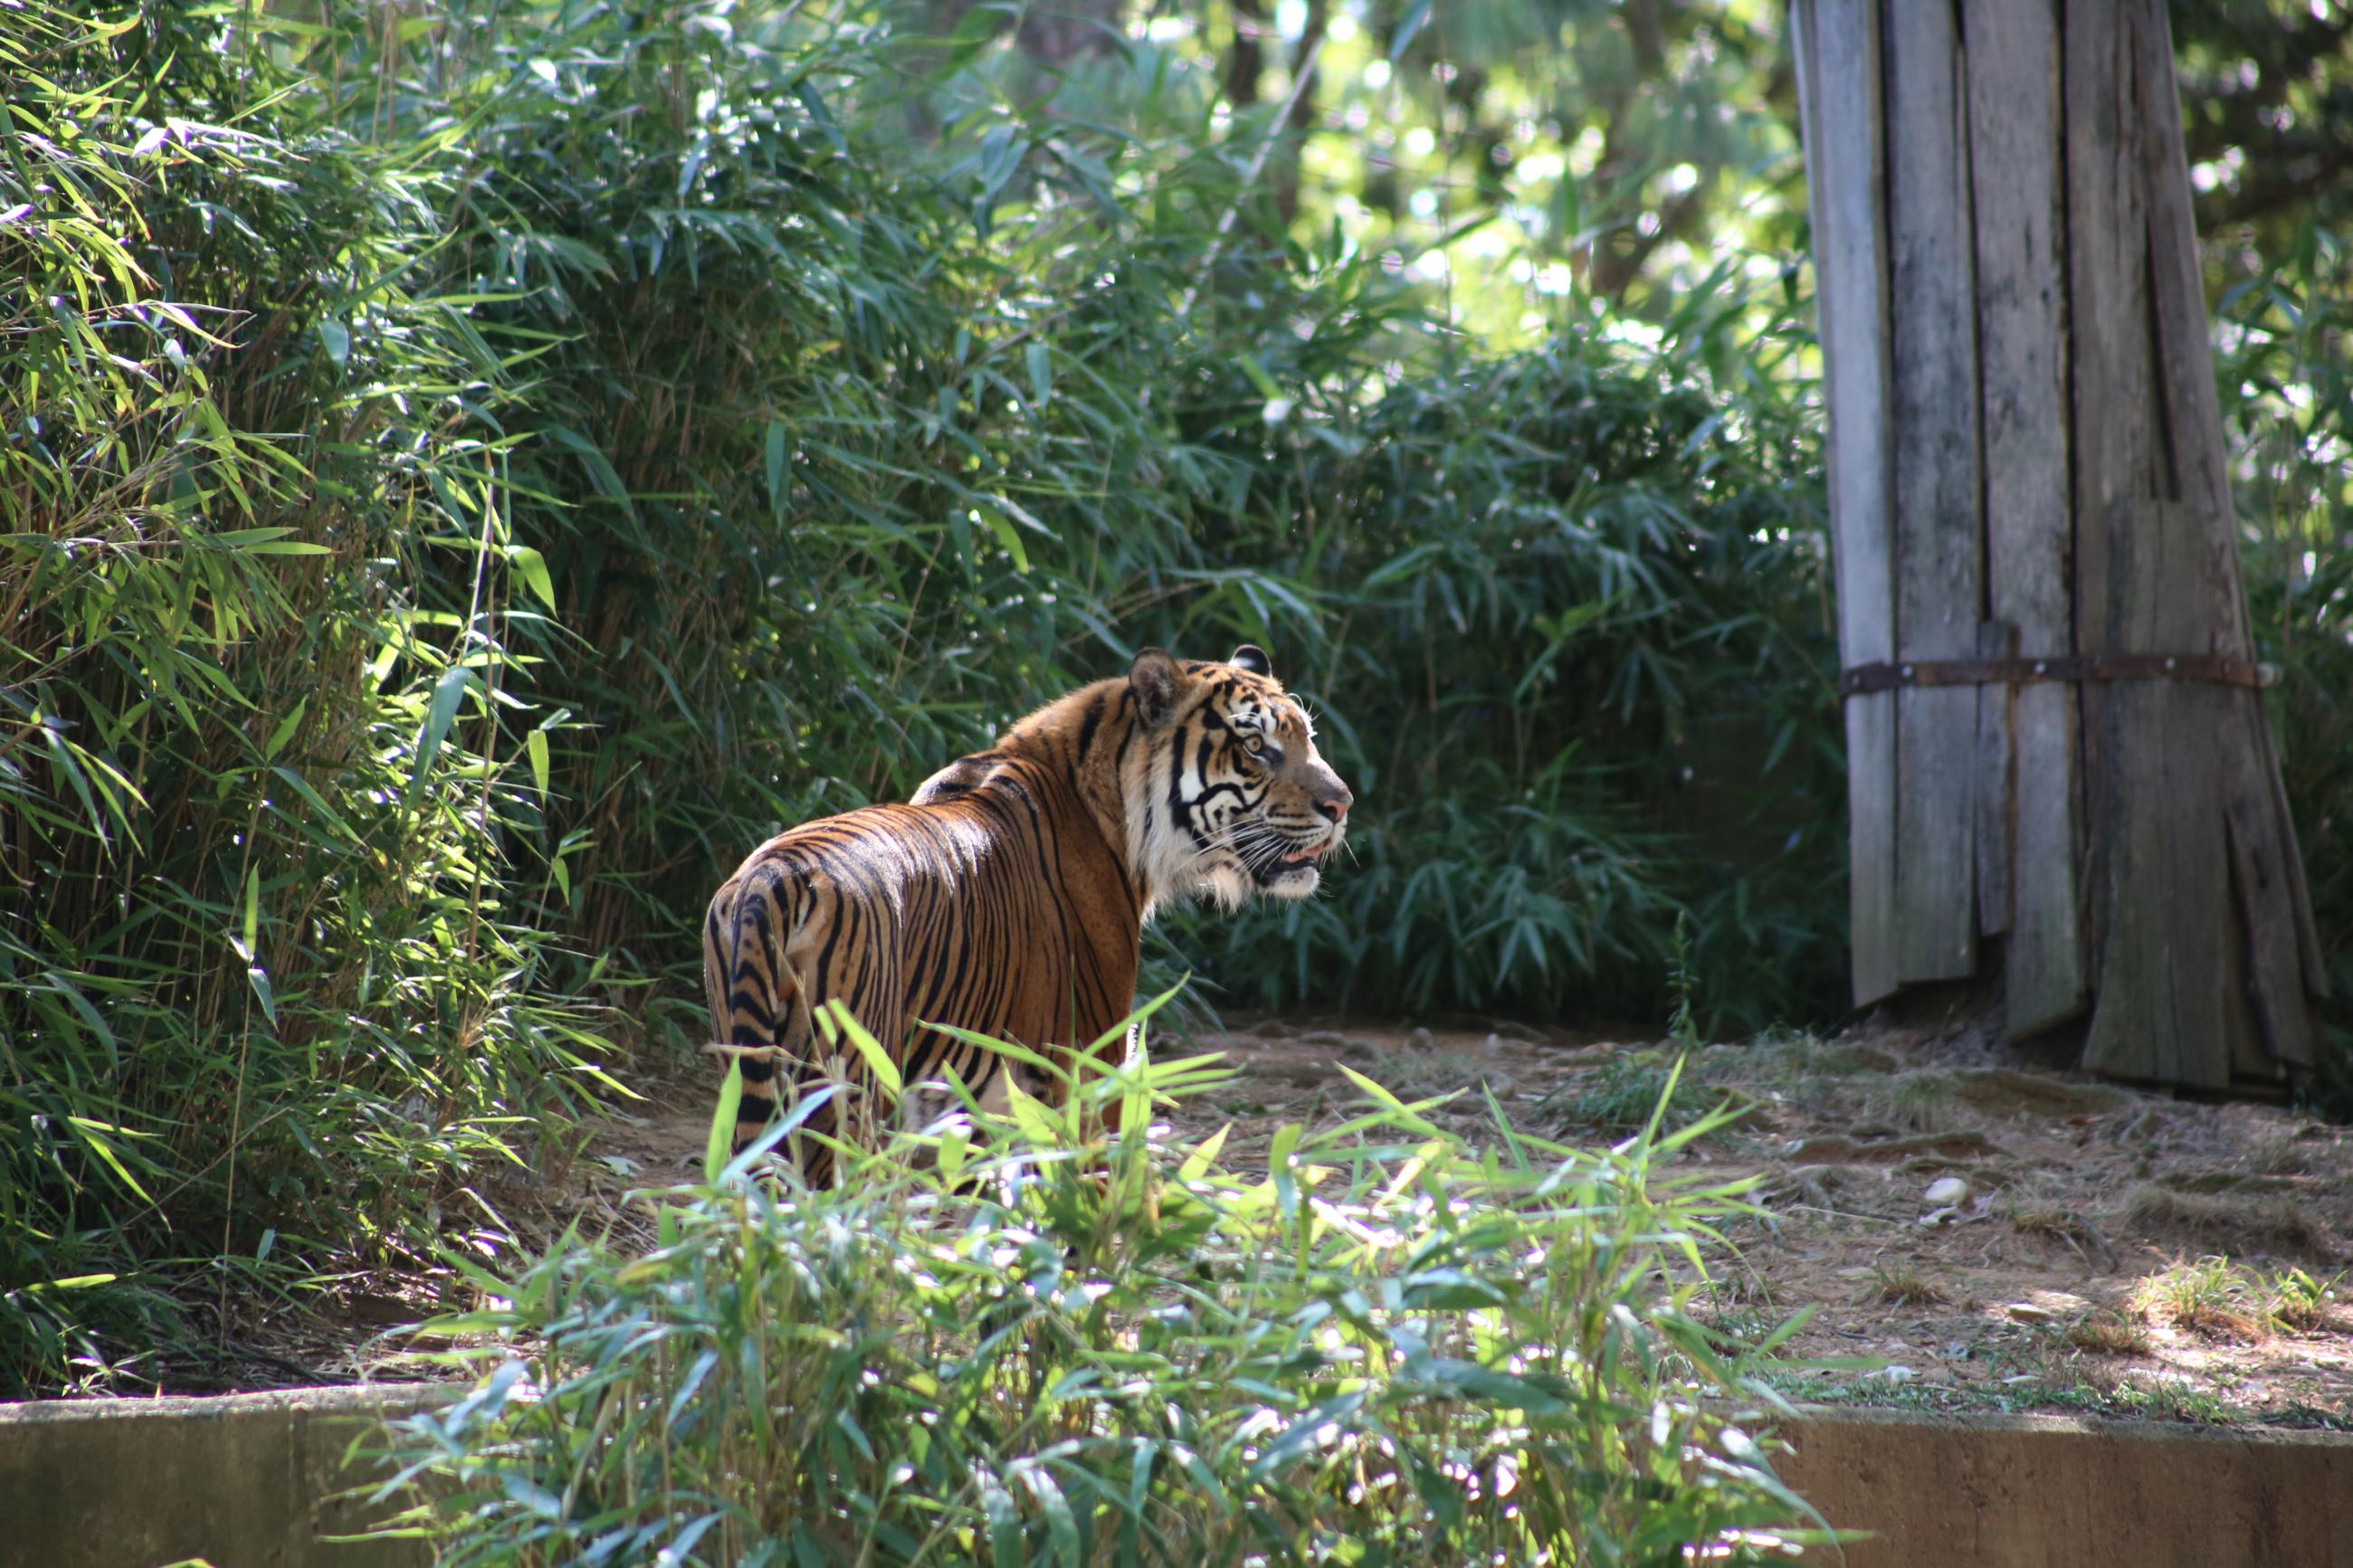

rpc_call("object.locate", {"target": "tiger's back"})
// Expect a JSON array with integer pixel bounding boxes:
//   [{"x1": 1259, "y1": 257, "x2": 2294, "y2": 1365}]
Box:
[{"x1": 702, "y1": 784, "x2": 1142, "y2": 1173}]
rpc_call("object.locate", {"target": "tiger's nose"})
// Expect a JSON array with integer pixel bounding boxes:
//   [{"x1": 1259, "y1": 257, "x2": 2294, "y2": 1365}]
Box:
[{"x1": 1317, "y1": 785, "x2": 1353, "y2": 824}]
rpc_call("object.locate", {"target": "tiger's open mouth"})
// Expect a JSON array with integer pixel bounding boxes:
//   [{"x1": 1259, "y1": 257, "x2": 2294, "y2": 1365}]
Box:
[{"x1": 1253, "y1": 833, "x2": 1339, "y2": 894}]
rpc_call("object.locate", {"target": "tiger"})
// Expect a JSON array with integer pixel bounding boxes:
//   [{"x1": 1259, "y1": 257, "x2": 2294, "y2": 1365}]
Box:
[{"x1": 701, "y1": 644, "x2": 1354, "y2": 1180}]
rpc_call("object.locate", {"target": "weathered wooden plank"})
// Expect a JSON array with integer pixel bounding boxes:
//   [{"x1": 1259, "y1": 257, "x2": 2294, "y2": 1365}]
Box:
[
  {"x1": 1789, "y1": 0, "x2": 2320, "y2": 1090},
  {"x1": 2085, "y1": 19, "x2": 2231, "y2": 1081},
  {"x1": 2083, "y1": 501, "x2": 2230, "y2": 1088},
  {"x1": 2227, "y1": 786, "x2": 2316, "y2": 1074},
  {"x1": 2262, "y1": 722, "x2": 2330, "y2": 994},
  {"x1": 2221, "y1": 885, "x2": 2271, "y2": 1084},
  {"x1": 2129, "y1": 3, "x2": 2240, "y2": 614},
  {"x1": 2064, "y1": 0, "x2": 2147, "y2": 1069},
  {"x1": 1974, "y1": 619, "x2": 2014, "y2": 936},
  {"x1": 1795, "y1": 0, "x2": 1899, "y2": 1005},
  {"x1": 1885, "y1": 0, "x2": 1979, "y2": 985},
  {"x1": 2129, "y1": 0, "x2": 2324, "y2": 1075},
  {"x1": 2002, "y1": 684, "x2": 2087, "y2": 1034},
  {"x1": 2159, "y1": 679, "x2": 2232, "y2": 1089},
  {"x1": 2063, "y1": 0, "x2": 2148, "y2": 660},
  {"x1": 1963, "y1": 0, "x2": 2082, "y2": 1031}
]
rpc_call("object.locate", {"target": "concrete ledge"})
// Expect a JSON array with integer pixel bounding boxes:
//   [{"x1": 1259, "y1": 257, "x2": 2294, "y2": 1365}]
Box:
[
  {"x1": 0, "y1": 1385, "x2": 444, "y2": 1568},
  {"x1": 4, "y1": 1388, "x2": 2348, "y2": 1566},
  {"x1": 1777, "y1": 1406, "x2": 2353, "y2": 1567}
]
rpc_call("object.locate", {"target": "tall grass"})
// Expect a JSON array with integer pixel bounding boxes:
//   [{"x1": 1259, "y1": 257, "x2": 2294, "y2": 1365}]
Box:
[
  {"x1": 376, "y1": 1013, "x2": 1829, "y2": 1564},
  {"x1": 0, "y1": 3, "x2": 610, "y2": 1394}
]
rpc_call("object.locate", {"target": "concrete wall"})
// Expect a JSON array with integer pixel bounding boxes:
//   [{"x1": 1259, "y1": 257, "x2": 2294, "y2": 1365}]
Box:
[
  {"x1": 2, "y1": 1389, "x2": 2348, "y2": 1566},
  {"x1": 0, "y1": 1386, "x2": 440, "y2": 1568},
  {"x1": 1777, "y1": 1407, "x2": 2353, "y2": 1568}
]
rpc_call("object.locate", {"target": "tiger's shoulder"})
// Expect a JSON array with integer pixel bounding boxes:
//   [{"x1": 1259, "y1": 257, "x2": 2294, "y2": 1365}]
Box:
[{"x1": 910, "y1": 748, "x2": 1008, "y2": 804}]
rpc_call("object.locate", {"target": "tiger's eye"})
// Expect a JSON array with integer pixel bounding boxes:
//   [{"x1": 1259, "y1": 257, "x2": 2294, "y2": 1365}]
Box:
[{"x1": 1244, "y1": 736, "x2": 1264, "y2": 755}]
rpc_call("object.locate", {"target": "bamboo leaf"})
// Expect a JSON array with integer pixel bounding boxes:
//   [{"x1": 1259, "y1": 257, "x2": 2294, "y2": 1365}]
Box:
[
  {"x1": 827, "y1": 1001, "x2": 901, "y2": 1101},
  {"x1": 242, "y1": 865, "x2": 260, "y2": 959},
  {"x1": 705, "y1": 1058, "x2": 744, "y2": 1184},
  {"x1": 263, "y1": 698, "x2": 308, "y2": 761},
  {"x1": 508, "y1": 546, "x2": 557, "y2": 611},
  {"x1": 405, "y1": 665, "x2": 473, "y2": 806},
  {"x1": 69, "y1": 1125, "x2": 152, "y2": 1203},
  {"x1": 1025, "y1": 341, "x2": 1052, "y2": 406}
]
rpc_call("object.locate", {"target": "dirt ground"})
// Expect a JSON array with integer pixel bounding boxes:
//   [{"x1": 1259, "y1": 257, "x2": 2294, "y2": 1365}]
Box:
[
  {"x1": 307, "y1": 1017, "x2": 2353, "y2": 1429},
  {"x1": 1148, "y1": 1017, "x2": 2353, "y2": 1428}
]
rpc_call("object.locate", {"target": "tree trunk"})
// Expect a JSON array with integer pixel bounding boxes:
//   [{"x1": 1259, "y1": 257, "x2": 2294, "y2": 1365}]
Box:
[{"x1": 1792, "y1": 0, "x2": 2324, "y2": 1090}]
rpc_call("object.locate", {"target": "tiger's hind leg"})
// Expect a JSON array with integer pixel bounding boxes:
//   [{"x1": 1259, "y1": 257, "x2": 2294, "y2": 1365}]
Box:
[{"x1": 704, "y1": 863, "x2": 838, "y2": 1182}]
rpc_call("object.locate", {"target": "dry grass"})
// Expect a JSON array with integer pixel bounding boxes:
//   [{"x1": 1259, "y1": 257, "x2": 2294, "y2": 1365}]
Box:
[
  {"x1": 1860, "y1": 1263, "x2": 1947, "y2": 1307},
  {"x1": 2246, "y1": 1126, "x2": 2349, "y2": 1177},
  {"x1": 2129, "y1": 1256, "x2": 2272, "y2": 1343},
  {"x1": 2064, "y1": 1309, "x2": 2155, "y2": 1357},
  {"x1": 2120, "y1": 1183, "x2": 2332, "y2": 1258},
  {"x1": 1866, "y1": 1071, "x2": 1967, "y2": 1134}
]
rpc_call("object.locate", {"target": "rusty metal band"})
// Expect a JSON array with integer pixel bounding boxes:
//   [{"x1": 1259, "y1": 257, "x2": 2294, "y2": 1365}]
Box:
[{"x1": 1836, "y1": 653, "x2": 2272, "y2": 698}]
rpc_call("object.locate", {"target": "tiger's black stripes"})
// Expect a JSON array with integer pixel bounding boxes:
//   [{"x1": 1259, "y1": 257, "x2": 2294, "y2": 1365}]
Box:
[{"x1": 703, "y1": 646, "x2": 1355, "y2": 1183}]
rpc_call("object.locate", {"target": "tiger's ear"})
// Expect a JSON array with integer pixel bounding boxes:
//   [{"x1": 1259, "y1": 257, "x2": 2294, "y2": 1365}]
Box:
[
  {"x1": 1228, "y1": 644, "x2": 1272, "y2": 678},
  {"x1": 1129, "y1": 648, "x2": 1185, "y2": 729}
]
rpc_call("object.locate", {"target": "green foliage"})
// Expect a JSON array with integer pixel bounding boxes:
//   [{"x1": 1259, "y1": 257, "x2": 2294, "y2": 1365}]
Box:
[
  {"x1": 2176, "y1": 5, "x2": 2353, "y2": 262},
  {"x1": 375, "y1": 1013, "x2": 1828, "y2": 1564},
  {"x1": 2213, "y1": 222, "x2": 2353, "y2": 1119},
  {"x1": 1, "y1": 0, "x2": 1839, "y2": 1392},
  {"x1": 0, "y1": 3, "x2": 609, "y2": 1394},
  {"x1": 1542, "y1": 1052, "x2": 1710, "y2": 1142},
  {"x1": 8, "y1": 0, "x2": 2343, "y2": 1400},
  {"x1": 1167, "y1": 293, "x2": 1843, "y2": 1031},
  {"x1": 345, "y1": 0, "x2": 1841, "y2": 1032}
]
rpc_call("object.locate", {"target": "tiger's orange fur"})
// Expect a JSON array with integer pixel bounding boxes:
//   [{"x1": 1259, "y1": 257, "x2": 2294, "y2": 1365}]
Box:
[{"x1": 702, "y1": 645, "x2": 1352, "y2": 1179}]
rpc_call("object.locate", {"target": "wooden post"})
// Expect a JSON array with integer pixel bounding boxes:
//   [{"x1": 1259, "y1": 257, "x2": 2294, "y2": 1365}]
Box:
[
  {"x1": 1963, "y1": 0, "x2": 2081, "y2": 1035},
  {"x1": 1793, "y1": 0, "x2": 2323, "y2": 1090},
  {"x1": 1795, "y1": 0, "x2": 1898, "y2": 1007}
]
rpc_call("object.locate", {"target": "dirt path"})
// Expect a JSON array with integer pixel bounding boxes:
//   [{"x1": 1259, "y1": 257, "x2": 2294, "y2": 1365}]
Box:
[{"x1": 1138, "y1": 1019, "x2": 2353, "y2": 1427}]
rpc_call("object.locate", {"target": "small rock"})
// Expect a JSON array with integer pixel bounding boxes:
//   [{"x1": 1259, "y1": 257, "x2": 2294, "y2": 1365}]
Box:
[
  {"x1": 1923, "y1": 1175, "x2": 1971, "y2": 1206},
  {"x1": 2006, "y1": 1302, "x2": 2055, "y2": 1324}
]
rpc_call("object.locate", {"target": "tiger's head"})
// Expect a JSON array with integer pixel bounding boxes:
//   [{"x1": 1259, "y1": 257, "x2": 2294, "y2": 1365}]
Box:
[{"x1": 1121, "y1": 644, "x2": 1354, "y2": 911}]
